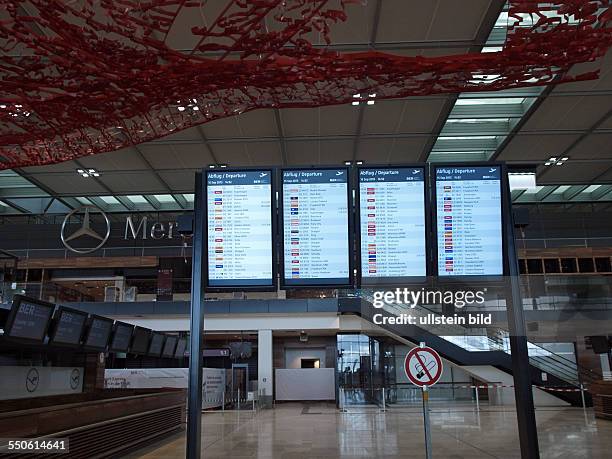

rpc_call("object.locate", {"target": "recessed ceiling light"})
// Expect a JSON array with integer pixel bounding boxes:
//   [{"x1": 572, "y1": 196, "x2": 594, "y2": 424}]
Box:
[{"x1": 544, "y1": 156, "x2": 567, "y2": 166}]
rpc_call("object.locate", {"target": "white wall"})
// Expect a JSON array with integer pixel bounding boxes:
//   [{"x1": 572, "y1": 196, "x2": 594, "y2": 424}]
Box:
[
  {"x1": 275, "y1": 368, "x2": 335, "y2": 401},
  {"x1": 285, "y1": 348, "x2": 327, "y2": 369}
]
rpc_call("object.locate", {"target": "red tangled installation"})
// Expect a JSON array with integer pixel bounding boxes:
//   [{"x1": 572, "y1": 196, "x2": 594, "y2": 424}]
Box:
[{"x1": 0, "y1": 0, "x2": 611, "y2": 169}]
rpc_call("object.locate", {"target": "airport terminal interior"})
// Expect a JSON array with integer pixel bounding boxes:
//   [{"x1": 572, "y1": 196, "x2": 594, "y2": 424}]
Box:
[{"x1": 1, "y1": 1, "x2": 612, "y2": 458}]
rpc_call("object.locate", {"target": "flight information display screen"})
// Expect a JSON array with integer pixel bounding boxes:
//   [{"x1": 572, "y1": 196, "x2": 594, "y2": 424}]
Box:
[
  {"x1": 281, "y1": 168, "x2": 350, "y2": 286},
  {"x1": 174, "y1": 338, "x2": 187, "y2": 358},
  {"x1": 130, "y1": 327, "x2": 150, "y2": 354},
  {"x1": 6, "y1": 297, "x2": 55, "y2": 342},
  {"x1": 110, "y1": 322, "x2": 134, "y2": 352},
  {"x1": 162, "y1": 336, "x2": 178, "y2": 357},
  {"x1": 359, "y1": 167, "x2": 426, "y2": 282},
  {"x1": 84, "y1": 316, "x2": 113, "y2": 349},
  {"x1": 435, "y1": 165, "x2": 504, "y2": 276},
  {"x1": 148, "y1": 333, "x2": 165, "y2": 356},
  {"x1": 51, "y1": 307, "x2": 87, "y2": 345},
  {"x1": 206, "y1": 170, "x2": 274, "y2": 288}
]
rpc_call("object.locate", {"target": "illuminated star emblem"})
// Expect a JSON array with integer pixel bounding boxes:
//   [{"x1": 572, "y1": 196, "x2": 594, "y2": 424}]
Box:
[{"x1": 61, "y1": 206, "x2": 111, "y2": 254}]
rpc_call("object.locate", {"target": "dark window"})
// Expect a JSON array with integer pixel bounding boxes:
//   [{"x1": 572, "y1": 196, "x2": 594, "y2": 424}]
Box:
[
  {"x1": 595, "y1": 257, "x2": 612, "y2": 273},
  {"x1": 560, "y1": 258, "x2": 577, "y2": 273},
  {"x1": 518, "y1": 259, "x2": 527, "y2": 274},
  {"x1": 578, "y1": 258, "x2": 595, "y2": 273},
  {"x1": 544, "y1": 259, "x2": 561, "y2": 274},
  {"x1": 27, "y1": 269, "x2": 43, "y2": 282},
  {"x1": 526, "y1": 259, "x2": 543, "y2": 274},
  {"x1": 301, "y1": 358, "x2": 319, "y2": 369}
]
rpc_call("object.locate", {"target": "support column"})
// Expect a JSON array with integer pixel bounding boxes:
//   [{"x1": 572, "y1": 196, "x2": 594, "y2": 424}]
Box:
[{"x1": 258, "y1": 329, "x2": 273, "y2": 408}]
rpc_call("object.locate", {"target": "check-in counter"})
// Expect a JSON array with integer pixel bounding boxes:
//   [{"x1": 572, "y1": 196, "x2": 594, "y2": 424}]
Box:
[{"x1": 0, "y1": 388, "x2": 185, "y2": 458}]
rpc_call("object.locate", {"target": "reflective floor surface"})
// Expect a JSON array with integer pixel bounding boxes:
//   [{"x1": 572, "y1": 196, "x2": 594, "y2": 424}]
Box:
[{"x1": 128, "y1": 402, "x2": 612, "y2": 458}]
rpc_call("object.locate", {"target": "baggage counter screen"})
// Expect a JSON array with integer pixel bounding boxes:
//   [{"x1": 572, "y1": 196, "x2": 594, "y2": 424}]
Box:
[
  {"x1": 282, "y1": 168, "x2": 350, "y2": 286},
  {"x1": 206, "y1": 170, "x2": 274, "y2": 288},
  {"x1": 435, "y1": 166, "x2": 503, "y2": 276},
  {"x1": 359, "y1": 167, "x2": 426, "y2": 282}
]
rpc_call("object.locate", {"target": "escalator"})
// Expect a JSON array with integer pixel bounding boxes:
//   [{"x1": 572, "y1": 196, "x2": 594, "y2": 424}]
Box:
[{"x1": 338, "y1": 295, "x2": 599, "y2": 406}]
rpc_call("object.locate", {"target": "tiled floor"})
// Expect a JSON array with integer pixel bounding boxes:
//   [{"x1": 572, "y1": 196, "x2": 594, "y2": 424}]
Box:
[{"x1": 129, "y1": 403, "x2": 612, "y2": 458}]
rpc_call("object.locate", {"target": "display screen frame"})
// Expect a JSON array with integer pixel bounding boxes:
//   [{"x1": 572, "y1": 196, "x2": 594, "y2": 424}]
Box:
[
  {"x1": 109, "y1": 321, "x2": 135, "y2": 353},
  {"x1": 48, "y1": 305, "x2": 88, "y2": 347},
  {"x1": 279, "y1": 166, "x2": 355, "y2": 289},
  {"x1": 130, "y1": 326, "x2": 151, "y2": 355},
  {"x1": 203, "y1": 167, "x2": 278, "y2": 292},
  {"x1": 161, "y1": 335, "x2": 178, "y2": 358},
  {"x1": 148, "y1": 332, "x2": 166, "y2": 357},
  {"x1": 82, "y1": 314, "x2": 114, "y2": 351},
  {"x1": 431, "y1": 162, "x2": 509, "y2": 280},
  {"x1": 4, "y1": 295, "x2": 55, "y2": 344},
  {"x1": 355, "y1": 164, "x2": 430, "y2": 287}
]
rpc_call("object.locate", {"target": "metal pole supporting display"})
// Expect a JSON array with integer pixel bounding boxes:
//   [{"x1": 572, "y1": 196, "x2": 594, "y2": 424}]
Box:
[
  {"x1": 187, "y1": 172, "x2": 206, "y2": 459},
  {"x1": 504, "y1": 171, "x2": 540, "y2": 459}
]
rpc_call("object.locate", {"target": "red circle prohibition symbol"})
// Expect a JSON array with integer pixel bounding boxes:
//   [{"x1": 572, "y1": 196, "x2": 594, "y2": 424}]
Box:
[{"x1": 404, "y1": 346, "x2": 443, "y2": 387}]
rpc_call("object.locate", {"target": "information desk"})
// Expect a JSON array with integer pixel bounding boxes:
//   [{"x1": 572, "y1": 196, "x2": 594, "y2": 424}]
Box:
[{"x1": 0, "y1": 389, "x2": 185, "y2": 458}]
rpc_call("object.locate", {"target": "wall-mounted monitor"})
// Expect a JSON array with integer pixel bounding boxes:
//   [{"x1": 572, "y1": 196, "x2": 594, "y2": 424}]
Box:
[
  {"x1": 162, "y1": 335, "x2": 178, "y2": 358},
  {"x1": 4, "y1": 296, "x2": 55, "y2": 343},
  {"x1": 433, "y1": 164, "x2": 504, "y2": 277},
  {"x1": 357, "y1": 166, "x2": 427, "y2": 284},
  {"x1": 280, "y1": 168, "x2": 352, "y2": 287},
  {"x1": 130, "y1": 326, "x2": 151, "y2": 355},
  {"x1": 83, "y1": 315, "x2": 114, "y2": 350},
  {"x1": 49, "y1": 306, "x2": 88, "y2": 346},
  {"x1": 148, "y1": 332, "x2": 166, "y2": 357},
  {"x1": 110, "y1": 321, "x2": 134, "y2": 352},
  {"x1": 205, "y1": 169, "x2": 275, "y2": 290},
  {"x1": 174, "y1": 338, "x2": 187, "y2": 358}
]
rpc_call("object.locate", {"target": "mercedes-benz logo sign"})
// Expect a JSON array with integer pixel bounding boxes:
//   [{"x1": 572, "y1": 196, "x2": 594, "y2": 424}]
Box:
[{"x1": 61, "y1": 205, "x2": 111, "y2": 254}]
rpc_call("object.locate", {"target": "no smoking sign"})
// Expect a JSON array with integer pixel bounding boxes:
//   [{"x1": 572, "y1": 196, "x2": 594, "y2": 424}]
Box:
[{"x1": 404, "y1": 346, "x2": 443, "y2": 387}]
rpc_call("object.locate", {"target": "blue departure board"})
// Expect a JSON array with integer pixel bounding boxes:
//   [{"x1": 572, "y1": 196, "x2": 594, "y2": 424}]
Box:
[
  {"x1": 282, "y1": 168, "x2": 350, "y2": 286},
  {"x1": 359, "y1": 167, "x2": 426, "y2": 282},
  {"x1": 206, "y1": 170, "x2": 274, "y2": 288},
  {"x1": 435, "y1": 166, "x2": 503, "y2": 276}
]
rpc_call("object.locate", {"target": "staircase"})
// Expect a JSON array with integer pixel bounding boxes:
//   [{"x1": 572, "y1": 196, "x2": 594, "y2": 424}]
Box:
[{"x1": 338, "y1": 294, "x2": 599, "y2": 406}]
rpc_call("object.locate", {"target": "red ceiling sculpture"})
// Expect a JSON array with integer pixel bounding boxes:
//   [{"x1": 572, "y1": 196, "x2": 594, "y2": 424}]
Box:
[{"x1": 0, "y1": 0, "x2": 611, "y2": 169}]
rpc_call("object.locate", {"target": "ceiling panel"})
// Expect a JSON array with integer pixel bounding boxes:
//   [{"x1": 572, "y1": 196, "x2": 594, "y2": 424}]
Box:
[
  {"x1": 157, "y1": 171, "x2": 195, "y2": 192},
  {"x1": 245, "y1": 141, "x2": 283, "y2": 165},
  {"x1": 564, "y1": 133, "x2": 612, "y2": 160},
  {"x1": 22, "y1": 160, "x2": 80, "y2": 174},
  {"x1": 166, "y1": 144, "x2": 214, "y2": 169},
  {"x1": 139, "y1": 144, "x2": 181, "y2": 169},
  {"x1": 318, "y1": 105, "x2": 359, "y2": 136},
  {"x1": 211, "y1": 142, "x2": 252, "y2": 165},
  {"x1": 97, "y1": 172, "x2": 165, "y2": 194},
  {"x1": 77, "y1": 147, "x2": 148, "y2": 171},
  {"x1": 426, "y1": 0, "x2": 491, "y2": 41},
  {"x1": 29, "y1": 174, "x2": 108, "y2": 195},
  {"x1": 387, "y1": 138, "x2": 430, "y2": 163},
  {"x1": 234, "y1": 109, "x2": 278, "y2": 138},
  {"x1": 497, "y1": 133, "x2": 581, "y2": 161},
  {"x1": 520, "y1": 95, "x2": 612, "y2": 131},
  {"x1": 198, "y1": 115, "x2": 240, "y2": 139},
  {"x1": 280, "y1": 108, "x2": 318, "y2": 137},
  {"x1": 537, "y1": 163, "x2": 611, "y2": 184},
  {"x1": 285, "y1": 140, "x2": 353, "y2": 166},
  {"x1": 396, "y1": 98, "x2": 448, "y2": 133},
  {"x1": 361, "y1": 100, "x2": 406, "y2": 135}
]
